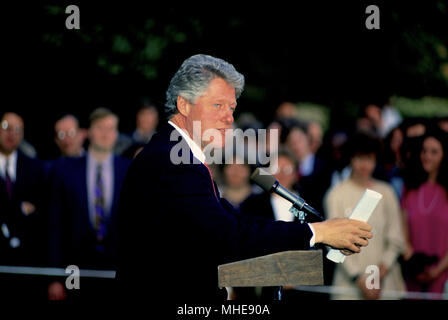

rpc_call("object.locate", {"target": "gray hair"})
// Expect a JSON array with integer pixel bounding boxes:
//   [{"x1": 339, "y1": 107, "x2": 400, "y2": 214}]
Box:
[{"x1": 165, "y1": 54, "x2": 245, "y2": 119}]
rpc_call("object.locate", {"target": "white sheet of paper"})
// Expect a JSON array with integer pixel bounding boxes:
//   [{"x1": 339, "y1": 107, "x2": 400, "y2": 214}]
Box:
[{"x1": 326, "y1": 189, "x2": 383, "y2": 263}]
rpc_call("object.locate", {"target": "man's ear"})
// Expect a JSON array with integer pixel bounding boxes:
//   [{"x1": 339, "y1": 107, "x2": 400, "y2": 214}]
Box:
[{"x1": 176, "y1": 96, "x2": 191, "y2": 117}]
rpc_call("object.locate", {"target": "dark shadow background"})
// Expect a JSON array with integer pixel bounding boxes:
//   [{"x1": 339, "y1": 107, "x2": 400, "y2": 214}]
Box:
[{"x1": 3, "y1": 1, "x2": 448, "y2": 159}]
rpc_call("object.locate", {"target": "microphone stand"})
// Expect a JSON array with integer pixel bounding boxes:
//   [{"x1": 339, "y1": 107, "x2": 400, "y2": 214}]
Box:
[
  {"x1": 274, "y1": 202, "x2": 317, "y2": 301},
  {"x1": 271, "y1": 180, "x2": 323, "y2": 223},
  {"x1": 274, "y1": 286, "x2": 283, "y2": 301},
  {"x1": 289, "y1": 205, "x2": 307, "y2": 224}
]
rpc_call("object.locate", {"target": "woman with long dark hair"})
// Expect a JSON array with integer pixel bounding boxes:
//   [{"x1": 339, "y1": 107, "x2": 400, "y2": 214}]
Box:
[{"x1": 401, "y1": 127, "x2": 448, "y2": 294}]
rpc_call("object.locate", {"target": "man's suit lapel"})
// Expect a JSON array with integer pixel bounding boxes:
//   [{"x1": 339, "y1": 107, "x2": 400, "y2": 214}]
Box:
[
  {"x1": 76, "y1": 156, "x2": 91, "y2": 230},
  {"x1": 112, "y1": 156, "x2": 129, "y2": 219},
  {"x1": 162, "y1": 122, "x2": 218, "y2": 184},
  {"x1": 11, "y1": 151, "x2": 24, "y2": 199}
]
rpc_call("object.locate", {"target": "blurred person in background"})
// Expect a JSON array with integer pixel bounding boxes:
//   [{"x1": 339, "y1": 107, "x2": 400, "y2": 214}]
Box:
[
  {"x1": 325, "y1": 132, "x2": 406, "y2": 300},
  {"x1": 307, "y1": 121, "x2": 323, "y2": 155},
  {"x1": 324, "y1": 130, "x2": 351, "y2": 188},
  {"x1": 131, "y1": 99, "x2": 159, "y2": 144},
  {"x1": 358, "y1": 100, "x2": 402, "y2": 139},
  {"x1": 357, "y1": 103, "x2": 382, "y2": 138},
  {"x1": 0, "y1": 112, "x2": 37, "y2": 159},
  {"x1": 383, "y1": 125, "x2": 405, "y2": 199},
  {"x1": 120, "y1": 99, "x2": 160, "y2": 159},
  {"x1": 218, "y1": 156, "x2": 253, "y2": 209},
  {"x1": 54, "y1": 114, "x2": 87, "y2": 158},
  {"x1": 265, "y1": 117, "x2": 300, "y2": 156},
  {"x1": 48, "y1": 108, "x2": 131, "y2": 300},
  {"x1": 401, "y1": 128, "x2": 448, "y2": 294},
  {"x1": 436, "y1": 116, "x2": 448, "y2": 133},
  {"x1": 275, "y1": 101, "x2": 299, "y2": 119},
  {"x1": 0, "y1": 112, "x2": 46, "y2": 300},
  {"x1": 283, "y1": 120, "x2": 331, "y2": 216},
  {"x1": 381, "y1": 98, "x2": 403, "y2": 138},
  {"x1": 399, "y1": 118, "x2": 428, "y2": 195},
  {"x1": 233, "y1": 112, "x2": 265, "y2": 167},
  {"x1": 240, "y1": 149, "x2": 300, "y2": 223},
  {"x1": 403, "y1": 117, "x2": 427, "y2": 138}
]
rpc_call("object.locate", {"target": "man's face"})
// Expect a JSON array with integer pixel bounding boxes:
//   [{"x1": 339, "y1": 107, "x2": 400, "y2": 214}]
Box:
[
  {"x1": 88, "y1": 115, "x2": 118, "y2": 152},
  {"x1": 0, "y1": 113, "x2": 24, "y2": 155},
  {"x1": 136, "y1": 108, "x2": 159, "y2": 134},
  {"x1": 286, "y1": 128, "x2": 310, "y2": 161},
  {"x1": 274, "y1": 155, "x2": 297, "y2": 190},
  {"x1": 54, "y1": 117, "x2": 86, "y2": 156},
  {"x1": 351, "y1": 153, "x2": 376, "y2": 180},
  {"x1": 224, "y1": 162, "x2": 250, "y2": 187},
  {"x1": 421, "y1": 137, "x2": 443, "y2": 175},
  {"x1": 184, "y1": 77, "x2": 236, "y2": 148}
]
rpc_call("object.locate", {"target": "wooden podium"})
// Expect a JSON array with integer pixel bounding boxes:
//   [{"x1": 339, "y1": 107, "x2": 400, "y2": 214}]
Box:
[{"x1": 218, "y1": 250, "x2": 323, "y2": 289}]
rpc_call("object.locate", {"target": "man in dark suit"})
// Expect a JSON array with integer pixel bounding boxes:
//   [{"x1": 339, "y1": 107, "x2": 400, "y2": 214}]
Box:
[
  {"x1": 0, "y1": 112, "x2": 46, "y2": 299},
  {"x1": 116, "y1": 54, "x2": 373, "y2": 303},
  {"x1": 48, "y1": 108, "x2": 131, "y2": 300},
  {"x1": 284, "y1": 121, "x2": 332, "y2": 217}
]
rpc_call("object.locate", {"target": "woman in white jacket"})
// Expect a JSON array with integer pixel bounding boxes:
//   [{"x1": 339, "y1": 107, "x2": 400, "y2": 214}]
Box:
[{"x1": 325, "y1": 132, "x2": 406, "y2": 300}]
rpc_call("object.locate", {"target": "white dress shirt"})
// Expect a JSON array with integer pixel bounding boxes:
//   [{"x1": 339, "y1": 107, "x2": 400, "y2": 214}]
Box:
[
  {"x1": 270, "y1": 193, "x2": 316, "y2": 246},
  {"x1": 168, "y1": 120, "x2": 206, "y2": 164},
  {"x1": 270, "y1": 194, "x2": 296, "y2": 222},
  {"x1": 299, "y1": 153, "x2": 315, "y2": 177},
  {"x1": 0, "y1": 151, "x2": 17, "y2": 182}
]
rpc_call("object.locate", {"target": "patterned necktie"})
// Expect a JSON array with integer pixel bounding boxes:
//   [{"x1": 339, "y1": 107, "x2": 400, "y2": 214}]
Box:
[
  {"x1": 4, "y1": 158, "x2": 13, "y2": 199},
  {"x1": 94, "y1": 163, "x2": 106, "y2": 242},
  {"x1": 204, "y1": 163, "x2": 218, "y2": 200}
]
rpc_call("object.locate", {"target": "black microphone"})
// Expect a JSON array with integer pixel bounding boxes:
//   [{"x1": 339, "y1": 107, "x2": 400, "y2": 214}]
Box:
[{"x1": 250, "y1": 167, "x2": 323, "y2": 222}]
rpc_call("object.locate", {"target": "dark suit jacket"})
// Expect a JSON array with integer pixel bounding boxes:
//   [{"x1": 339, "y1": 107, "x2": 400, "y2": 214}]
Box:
[
  {"x1": 116, "y1": 123, "x2": 313, "y2": 302},
  {"x1": 0, "y1": 151, "x2": 46, "y2": 266},
  {"x1": 49, "y1": 154, "x2": 130, "y2": 270},
  {"x1": 239, "y1": 192, "x2": 275, "y2": 220}
]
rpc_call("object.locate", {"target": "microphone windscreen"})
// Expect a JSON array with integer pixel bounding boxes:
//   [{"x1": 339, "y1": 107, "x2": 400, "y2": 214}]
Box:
[{"x1": 250, "y1": 168, "x2": 277, "y2": 192}]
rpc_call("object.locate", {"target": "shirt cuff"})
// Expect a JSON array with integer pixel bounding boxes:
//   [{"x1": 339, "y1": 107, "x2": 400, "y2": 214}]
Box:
[{"x1": 307, "y1": 223, "x2": 316, "y2": 247}]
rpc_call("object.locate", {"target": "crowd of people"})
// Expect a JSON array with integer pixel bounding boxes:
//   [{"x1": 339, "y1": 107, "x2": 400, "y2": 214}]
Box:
[
  {"x1": 212, "y1": 101, "x2": 448, "y2": 300},
  {"x1": 0, "y1": 102, "x2": 158, "y2": 300},
  {"x1": 0, "y1": 97, "x2": 447, "y2": 301}
]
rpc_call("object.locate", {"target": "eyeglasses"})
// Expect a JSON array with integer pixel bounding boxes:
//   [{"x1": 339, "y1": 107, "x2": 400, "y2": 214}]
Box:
[
  {"x1": 1, "y1": 120, "x2": 23, "y2": 134},
  {"x1": 56, "y1": 129, "x2": 77, "y2": 140}
]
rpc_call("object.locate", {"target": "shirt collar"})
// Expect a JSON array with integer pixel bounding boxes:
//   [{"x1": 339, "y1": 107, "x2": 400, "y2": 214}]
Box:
[
  {"x1": 87, "y1": 150, "x2": 113, "y2": 169},
  {"x1": 300, "y1": 153, "x2": 315, "y2": 177},
  {"x1": 0, "y1": 150, "x2": 17, "y2": 181},
  {"x1": 168, "y1": 121, "x2": 206, "y2": 164}
]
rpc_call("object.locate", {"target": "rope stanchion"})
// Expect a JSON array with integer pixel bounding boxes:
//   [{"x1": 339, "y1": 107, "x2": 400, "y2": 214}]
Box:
[
  {"x1": 0, "y1": 265, "x2": 116, "y2": 279},
  {"x1": 294, "y1": 285, "x2": 448, "y2": 300},
  {"x1": 0, "y1": 265, "x2": 446, "y2": 300}
]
